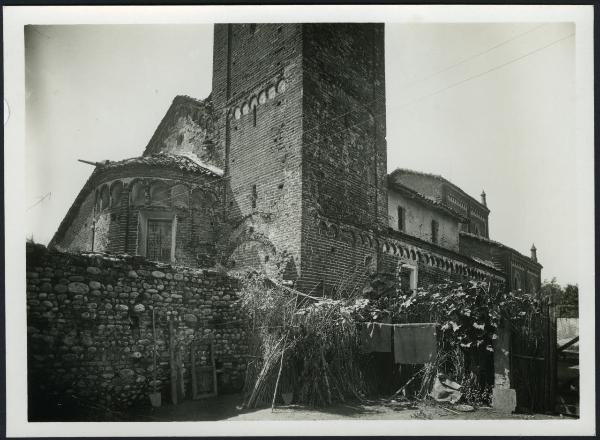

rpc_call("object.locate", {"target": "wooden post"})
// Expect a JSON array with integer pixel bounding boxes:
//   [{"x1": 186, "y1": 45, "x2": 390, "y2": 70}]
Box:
[
  {"x1": 191, "y1": 343, "x2": 198, "y2": 399},
  {"x1": 271, "y1": 345, "x2": 286, "y2": 412},
  {"x1": 151, "y1": 308, "x2": 158, "y2": 393},
  {"x1": 210, "y1": 341, "x2": 218, "y2": 396},
  {"x1": 169, "y1": 318, "x2": 178, "y2": 405},
  {"x1": 178, "y1": 346, "x2": 185, "y2": 400}
]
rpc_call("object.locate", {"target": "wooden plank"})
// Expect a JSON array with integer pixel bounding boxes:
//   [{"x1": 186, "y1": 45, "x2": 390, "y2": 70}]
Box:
[
  {"x1": 512, "y1": 353, "x2": 545, "y2": 361},
  {"x1": 558, "y1": 336, "x2": 579, "y2": 352},
  {"x1": 191, "y1": 343, "x2": 198, "y2": 399},
  {"x1": 169, "y1": 319, "x2": 178, "y2": 404}
]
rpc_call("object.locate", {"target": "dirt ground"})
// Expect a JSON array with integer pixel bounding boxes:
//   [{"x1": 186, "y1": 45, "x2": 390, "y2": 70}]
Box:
[{"x1": 124, "y1": 393, "x2": 562, "y2": 422}]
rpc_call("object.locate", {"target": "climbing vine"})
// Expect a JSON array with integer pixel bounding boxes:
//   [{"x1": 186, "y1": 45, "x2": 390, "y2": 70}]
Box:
[{"x1": 393, "y1": 281, "x2": 545, "y2": 353}]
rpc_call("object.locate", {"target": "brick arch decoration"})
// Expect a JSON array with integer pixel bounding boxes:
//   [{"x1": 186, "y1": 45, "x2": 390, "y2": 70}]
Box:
[
  {"x1": 191, "y1": 186, "x2": 219, "y2": 211},
  {"x1": 348, "y1": 230, "x2": 357, "y2": 246},
  {"x1": 109, "y1": 180, "x2": 123, "y2": 208},
  {"x1": 319, "y1": 220, "x2": 329, "y2": 235},
  {"x1": 129, "y1": 180, "x2": 147, "y2": 207},
  {"x1": 329, "y1": 224, "x2": 339, "y2": 239},
  {"x1": 149, "y1": 180, "x2": 171, "y2": 207},
  {"x1": 98, "y1": 184, "x2": 110, "y2": 212},
  {"x1": 171, "y1": 183, "x2": 190, "y2": 208},
  {"x1": 224, "y1": 215, "x2": 293, "y2": 278}
]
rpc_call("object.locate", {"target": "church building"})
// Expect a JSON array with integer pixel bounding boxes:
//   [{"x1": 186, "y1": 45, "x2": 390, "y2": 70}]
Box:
[{"x1": 50, "y1": 23, "x2": 542, "y2": 294}]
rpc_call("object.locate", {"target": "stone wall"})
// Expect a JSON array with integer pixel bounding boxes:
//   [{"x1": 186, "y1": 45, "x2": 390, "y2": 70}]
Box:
[{"x1": 26, "y1": 243, "x2": 246, "y2": 418}]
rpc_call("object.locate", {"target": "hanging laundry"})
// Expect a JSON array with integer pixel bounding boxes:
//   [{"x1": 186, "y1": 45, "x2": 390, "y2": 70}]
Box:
[
  {"x1": 393, "y1": 323, "x2": 437, "y2": 364},
  {"x1": 359, "y1": 321, "x2": 391, "y2": 353}
]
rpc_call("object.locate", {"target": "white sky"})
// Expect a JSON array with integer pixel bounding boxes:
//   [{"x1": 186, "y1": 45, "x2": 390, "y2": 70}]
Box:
[{"x1": 25, "y1": 23, "x2": 576, "y2": 285}]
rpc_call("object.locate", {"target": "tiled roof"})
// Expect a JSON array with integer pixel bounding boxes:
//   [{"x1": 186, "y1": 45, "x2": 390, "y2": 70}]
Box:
[
  {"x1": 471, "y1": 256, "x2": 502, "y2": 271},
  {"x1": 49, "y1": 154, "x2": 223, "y2": 248},
  {"x1": 459, "y1": 231, "x2": 542, "y2": 268},
  {"x1": 389, "y1": 168, "x2": 489, "y2": 213},
  {"x1": 102, "y1": 153, "x2": 224, "y2": 177},
  {"x1": 387, "y1": 178, "x2": 468, "y2": 222}
]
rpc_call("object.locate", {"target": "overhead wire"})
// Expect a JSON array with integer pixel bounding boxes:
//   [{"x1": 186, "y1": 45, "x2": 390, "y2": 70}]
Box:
[
  {"x1": 27, "y1": 192, "x2": 51, "y2": 211},
  {"x1": 93, "y1": 31, "x2": 574, "y2": 210},
  {"x1": 394, "y1": 23, "x2": 547, "y2": 92}
]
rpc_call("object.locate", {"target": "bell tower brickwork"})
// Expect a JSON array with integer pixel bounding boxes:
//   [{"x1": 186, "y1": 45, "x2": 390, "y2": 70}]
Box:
[{"x1": 211, "y1": 23, "x2": 387, "y2": 291}]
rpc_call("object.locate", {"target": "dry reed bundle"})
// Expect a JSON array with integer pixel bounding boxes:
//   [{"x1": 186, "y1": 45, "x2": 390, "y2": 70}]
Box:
[{"x1": 238, "y1": 275, "x2": 368, "y2": 408}]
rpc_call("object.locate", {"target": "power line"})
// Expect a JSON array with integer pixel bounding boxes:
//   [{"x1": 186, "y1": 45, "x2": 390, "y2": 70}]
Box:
[
  {"x1": 392, "y1": 32, "x2": 575, "y2": 112},
  {"x1": 395, "y1": 24, "x2": 547, "y2": 92},
  {"x1": 93, "y1": 32, "x2": 574, "y2": 211},
  {"x1": 132, "y1": 31, "x2": 576, "y2": 209},
  {"x1": 27, "y1": 192, "x2": 51, "y2": 211}
]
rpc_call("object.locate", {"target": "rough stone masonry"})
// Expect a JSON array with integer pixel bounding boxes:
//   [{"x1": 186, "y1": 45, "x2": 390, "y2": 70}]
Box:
[{"x1": 26, "y1": 243, "x2": 247, "y2": 414}]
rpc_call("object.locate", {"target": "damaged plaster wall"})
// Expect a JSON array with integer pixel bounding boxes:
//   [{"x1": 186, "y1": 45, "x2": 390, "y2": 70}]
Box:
[
  {"x1": 143, "y1": 95, "x2": 222, "y2": 169},
  {"x1": 387, "y1": 190, "x2": 460, "y2": 252}
]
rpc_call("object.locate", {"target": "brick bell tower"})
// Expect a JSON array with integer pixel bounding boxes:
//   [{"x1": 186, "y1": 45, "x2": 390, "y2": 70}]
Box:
[{"x1": 211, "y1": 24, "x2": 387, "y2": 290}]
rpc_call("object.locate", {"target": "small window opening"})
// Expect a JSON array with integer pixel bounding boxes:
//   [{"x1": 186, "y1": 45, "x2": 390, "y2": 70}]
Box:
[
  {"x1": 264, "y1": 255, "x2": 270, "y2": 263},
  {"x1": 397, "y1": 206, "x2": 405, "y2": 231},
  {"x1": 330, "y1": 247, "x2": 336, "y2": 253},
  {"x1": 250, "y1": 24, "x2": 257, "y2": 34},
  {"x1": 253, "y1": 106, "x2": 257, "y2": 127},
  {"x1": 251, "y1": 184, "x2": 257, "y2": 209},
  {"x1": 431, "y1": 219, "x2": 439, "y2": 244},
  {"x1": 278, "y1": 183, "x2": 284, "y2": 189}
]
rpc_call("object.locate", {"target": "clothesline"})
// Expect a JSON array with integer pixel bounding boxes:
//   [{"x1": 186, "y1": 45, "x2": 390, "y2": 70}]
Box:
[{"x1": 361, "y1": 322, "x2": 439, "y2": 327}]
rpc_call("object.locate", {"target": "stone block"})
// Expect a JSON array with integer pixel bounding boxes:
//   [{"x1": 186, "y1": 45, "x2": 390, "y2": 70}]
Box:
[
  {"x1": 68, "y1": 282, "x2": 89, "y2": 294},
  {"x1": 492, "y1": 387, "x2": 516, "y2": 414}
]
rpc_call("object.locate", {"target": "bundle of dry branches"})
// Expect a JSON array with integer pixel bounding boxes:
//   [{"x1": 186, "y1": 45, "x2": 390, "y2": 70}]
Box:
[{"x1": 238, "y1": 274, "x2": 368, "y2": 408}]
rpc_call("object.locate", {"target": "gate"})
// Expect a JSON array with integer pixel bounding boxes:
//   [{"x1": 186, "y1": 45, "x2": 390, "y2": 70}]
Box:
[{"x1": 510, "y1": 301, "x2": 557, "y2": 413}]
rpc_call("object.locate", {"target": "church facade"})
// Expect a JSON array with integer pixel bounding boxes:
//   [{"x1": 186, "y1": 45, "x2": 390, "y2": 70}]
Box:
[{"x1": 50, "y1": 23, "x2": 542, "y2": 294}]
